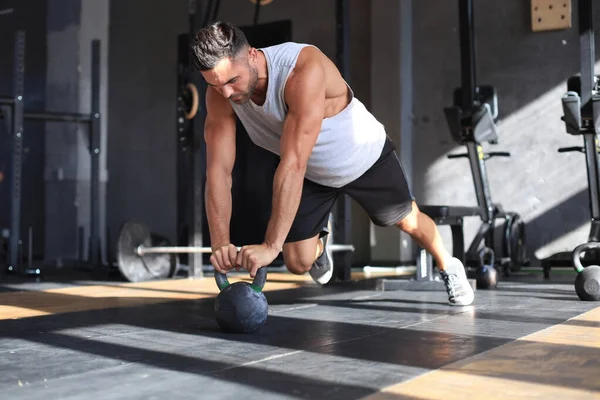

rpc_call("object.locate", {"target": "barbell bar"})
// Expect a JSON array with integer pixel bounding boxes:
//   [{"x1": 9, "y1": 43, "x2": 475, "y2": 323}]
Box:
[
  {"x1": 117, "y1": 220, "x2": 355, "y2": 283},
  {"x1": 135, "y1": 243, "x2": 355, "y2": 256}
]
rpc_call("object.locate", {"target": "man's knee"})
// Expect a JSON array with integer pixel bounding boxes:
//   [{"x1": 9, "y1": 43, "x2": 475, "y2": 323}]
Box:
[
  {"x1": 395, "y1": 201, "x2": 419, "y2": 233},
  {"x1": 283, "y1": 241, "x2": 318, "y2": 275},
  {"x1": 284, "y1": 256, "x2": 314, "y2": 275}
]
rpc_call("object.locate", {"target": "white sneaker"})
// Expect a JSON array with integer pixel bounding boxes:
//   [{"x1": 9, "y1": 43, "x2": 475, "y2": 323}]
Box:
[
  {"x1": 439, "y1": 258, "x2": 475, "y2": 306},
  {"x1": 308, "y1": 216, "x2": 334, "y2": 285}
]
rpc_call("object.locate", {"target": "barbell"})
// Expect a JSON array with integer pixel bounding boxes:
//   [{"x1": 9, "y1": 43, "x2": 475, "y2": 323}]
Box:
[{"x1": 116, "y1": 220, "x2": 355, "y2": 282}]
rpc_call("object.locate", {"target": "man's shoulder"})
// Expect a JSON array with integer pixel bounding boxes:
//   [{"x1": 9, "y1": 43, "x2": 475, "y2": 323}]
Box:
[
  {"x1": 263, "y1": 42, "x2": 322, "y2": 69},
  {"x1": 260, "y1": 41, "x2": 305, "y2": 50},
  {"x1": 261, "y1": 42, "x2": 319, "y2": 57}
]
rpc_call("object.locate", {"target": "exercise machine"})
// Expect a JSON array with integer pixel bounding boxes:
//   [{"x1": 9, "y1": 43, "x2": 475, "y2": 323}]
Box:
[
  {"x1": 377, "y1": 0, "x2": 528, "y2": 292},
  {"x1": 555, "y1": 0, "x2": 600, "y2": 301},
  {"x1": 438, "y1": 0, "x2": 528, "y2": 287}
]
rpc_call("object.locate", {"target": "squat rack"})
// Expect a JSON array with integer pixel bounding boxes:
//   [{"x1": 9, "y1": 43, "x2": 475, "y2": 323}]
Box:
[{"x1": 0, "y1": 30, "x2": 102, "y2": 273}]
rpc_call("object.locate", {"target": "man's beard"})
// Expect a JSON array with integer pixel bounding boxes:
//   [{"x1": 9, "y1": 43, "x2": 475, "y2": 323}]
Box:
[{"x1": 233, "y1": 65, "x2": 258, "y2": 104}]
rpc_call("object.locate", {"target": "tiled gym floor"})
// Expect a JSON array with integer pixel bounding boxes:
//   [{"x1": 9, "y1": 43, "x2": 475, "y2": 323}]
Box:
[{"x1": 0, "y1": 269, "x2": 598, "y2": 399}]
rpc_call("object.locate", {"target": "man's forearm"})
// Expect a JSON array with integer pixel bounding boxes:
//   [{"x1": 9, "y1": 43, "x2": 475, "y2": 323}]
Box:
[
  {"x1": 263, "y1": 162, "x2": 305, "y2": 251},
  {"x1": 205, "y1": 175, "x2": 233, "y2": 249}
]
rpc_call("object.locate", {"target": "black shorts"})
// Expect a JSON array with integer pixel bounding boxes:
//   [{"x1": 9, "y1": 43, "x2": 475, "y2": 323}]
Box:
[{"x1": 285, "y1": 137, "x2": 414, "y2": 243}]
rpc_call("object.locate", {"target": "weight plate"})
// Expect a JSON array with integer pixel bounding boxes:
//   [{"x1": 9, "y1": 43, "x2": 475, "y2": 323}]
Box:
[
  {"x1": 503, "y1": 213, "x2": 528, "y2": 272},
  {"x1": 117, "y1": 220, "x2": 176, "y2": 282},
  {"x1": 150, "y1": 232, "x2": 179, "y2": 278}
]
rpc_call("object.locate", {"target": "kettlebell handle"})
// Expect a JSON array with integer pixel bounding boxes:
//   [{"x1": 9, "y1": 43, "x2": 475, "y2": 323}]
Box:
[
  {"x1": 215, "y1": 266, "x2": 268, "y2": 293},
  {"x1": 572, "y1": 242, "x2": 600, "y2": 273}
]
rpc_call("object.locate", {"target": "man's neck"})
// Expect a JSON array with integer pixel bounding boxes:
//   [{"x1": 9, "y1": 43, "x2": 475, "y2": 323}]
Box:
[{"x1": 251, "y1": 50, "x2": 269, "y2": 104}]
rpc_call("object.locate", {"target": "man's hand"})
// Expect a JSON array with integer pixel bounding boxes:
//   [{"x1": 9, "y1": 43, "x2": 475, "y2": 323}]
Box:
[
  {"x1": 210, "y1": 244, "x2": 239, "y2": 275},
  {"x1": 236, "y1": 244, "x2": 280, "y2": 278}
]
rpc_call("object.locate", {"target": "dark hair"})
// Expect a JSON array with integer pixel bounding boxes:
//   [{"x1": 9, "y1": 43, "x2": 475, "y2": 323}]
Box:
[{"x1": 191, "y1": 21, "x2": 250, "y2": 71}]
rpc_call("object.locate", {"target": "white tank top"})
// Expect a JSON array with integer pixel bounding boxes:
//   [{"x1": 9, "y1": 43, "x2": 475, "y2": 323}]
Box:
[{"x1": 230, "y1": 42, "x2": 386, "y2": 188}]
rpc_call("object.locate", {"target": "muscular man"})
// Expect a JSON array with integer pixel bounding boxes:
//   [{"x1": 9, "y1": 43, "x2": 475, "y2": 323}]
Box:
[{"x1": 191, "y1": 21, "x2": 474, "y2": 306}]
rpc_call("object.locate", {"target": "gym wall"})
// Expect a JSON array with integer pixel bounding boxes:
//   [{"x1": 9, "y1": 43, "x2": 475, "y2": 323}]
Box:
[
  {"x1": 4, "y1": 0, "x2": 599, "y2": 268},
  {"x1": 107, "y1": 0, "x2": 188, "y2": 261}
]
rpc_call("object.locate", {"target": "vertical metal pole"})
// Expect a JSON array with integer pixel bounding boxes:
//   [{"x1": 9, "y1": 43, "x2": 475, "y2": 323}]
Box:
[
  {"x1": 78, "y1": 225, "x2": 85, "y2": 262},
  {"x1": 176, "y1": 34, "x2": 190, "y2": 265},
  {"x1": 399, "y1": 0, "x2": 414, "y2": 263},
  {"x1": 458, "y1": 0, "x2": 494, "y2": 224},
  {"x1": 584, "y1": 134, "x2": 600, "y2": 219},
  {"x1": 458, "y1": 0, "x2": 476, "y2": 110},
  {"x1": 399, "y1": 0, "x2": 413, "y2": 191},
  {"x1": 89, "y1": 39, "x2": 101, "y2": 265},
  {"x1": 189, "y1": 0, "x2": 198, "y2": 34},
  {"x1": 27, "y1": 226, "x2": 32, "y2": 269},
  {"x1": 577, "y1": 0, "x2": 600, "y2": 221},
  {"x1": 467, "y1": 143, "x2": 494, "y2": 222},
  {"x1": 579, "y1": 0, "x2": 594, "y2": 112},
  {"x1": 188, "y1": 0, "x2": 206, "y2": 278},
  {"x1": 334, "y1": 0, "x2": 352, "y2": 281},
  {"x1": 9, "y1": 31, "x2": 25, "y2": 272}
]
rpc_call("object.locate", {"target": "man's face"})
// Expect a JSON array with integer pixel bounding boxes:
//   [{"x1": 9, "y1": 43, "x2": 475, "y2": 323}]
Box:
[{"x1": 201, "y1": 51, "x2": 258, "y2": 105}]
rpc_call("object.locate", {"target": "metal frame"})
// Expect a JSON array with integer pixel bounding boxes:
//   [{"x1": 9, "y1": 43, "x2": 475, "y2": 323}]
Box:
[
  {"x1": 382, "y1": 0, "x2": 527, "y2": 291},
  {"x1": 90, "y1": 40, "x2": 102, "y2": 265},
  {"x1": 445, "y1": 0, "x2": 530, "y2": 275},
  {"x1": 459, "y1": 0, "x2": 495, "y2": 229},
  {"x1": 555, "y1": 0, "x2": 600, "y2": 274},
  {"x1": 578, "y1": 0, "x2": 600, "y2": 229},
  {"x1": 0, "y1": 30, "x2": 102, "y2": 273},
  {"x1": 451, "y1": 0, "x2": 512, "y2": 265},
  {"x1": 333, "y1": 0, "x2": 353, "y2": 282},
  {"x1": 9, "y1": 31, "x2": 25, "y2": 275},
  {"x1": 174, "y1": 0, "x2": 208, "y2": 278}
]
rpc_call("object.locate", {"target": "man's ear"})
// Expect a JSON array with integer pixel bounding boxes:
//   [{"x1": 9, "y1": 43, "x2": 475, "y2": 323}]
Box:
[{"x1": 248, "y1": 47, "x2": 258, "y2": 63}]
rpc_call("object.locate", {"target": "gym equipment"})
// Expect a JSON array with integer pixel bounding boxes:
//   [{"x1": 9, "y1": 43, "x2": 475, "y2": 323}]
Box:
[
  {"x1": 440, "y1": 0, "x2": 529, "y2": 287},
  {"x1": 116, "y1": 221, "x2": 179, "y2": 282},
  {"x1": 116, "y1": 220, "x2": 355, "y2": 282},
  {"x1": 214, "y1": 267, "x2": 269, "y2": 333},
  {"x1": 175, "y1": 0, "x2": 212, "y2": 279},
  {"x1": 377, "y1": 0, "x2": 528, "y2": 292},
  {"x1": 432, "y1": 0, "x2": 528, "y2": 288},
  {"x1": 572, "y1": 243, "x2": 600, "y2": 301},
  {"x1": 332, "y1": 0, "x2": 353, "y2": 283},
  {"x1": 556, "y1": 0, "x2": 600, "y2": 301},
  {"x1": 0, "y1": 30, "x2": 102, "y2": 274},
  {"x1": 179, "y1": 83, "x2": 199, "y2": 120}
]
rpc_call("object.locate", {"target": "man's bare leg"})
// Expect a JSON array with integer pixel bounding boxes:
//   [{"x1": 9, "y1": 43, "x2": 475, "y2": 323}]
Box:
[
  {"x1": 282, "y1": 235, "x2": 321, "y2": 275},
  {"x1": 395, "y1": 201, "x2": 453, "y2": 271}
]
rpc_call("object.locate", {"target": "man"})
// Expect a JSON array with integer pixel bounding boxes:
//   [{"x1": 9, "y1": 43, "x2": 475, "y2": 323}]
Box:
[{"x1": 191, "y1": 21, "x2": 474, "y2": 306}]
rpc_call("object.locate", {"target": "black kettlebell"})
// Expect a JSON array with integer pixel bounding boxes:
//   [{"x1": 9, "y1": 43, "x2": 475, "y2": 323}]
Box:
[
  {"x1": 475, "y1": 247, "x2": 498, "y2": 289},
  {"x1": 572, "y1": 243, "x2": 600, "y2": 301},
  {"x1": 213, "y1": 267, "x2": 269, "y2": 333}
]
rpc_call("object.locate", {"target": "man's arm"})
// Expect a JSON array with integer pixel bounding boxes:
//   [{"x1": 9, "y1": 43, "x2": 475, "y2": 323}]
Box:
[
  {"x1": 204, "y1": 86, "x2": 237, "y2": 250},
  {"x1": 263, "y1": 53, "x2": 326, "y2": 251}
]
